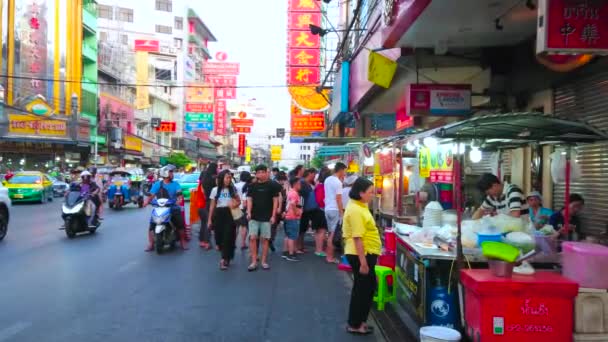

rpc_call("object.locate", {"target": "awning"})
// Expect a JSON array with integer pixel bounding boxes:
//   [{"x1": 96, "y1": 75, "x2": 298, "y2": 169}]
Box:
[
  {"x1": 301, "y1": 137, "x2": 375, "y2": 144},
  {"x1": 316, "y1": 145, "x2": 361, "y2": 157},
  {"x1": 403, "y1": 112, "x2": 608, "y2": 147}
]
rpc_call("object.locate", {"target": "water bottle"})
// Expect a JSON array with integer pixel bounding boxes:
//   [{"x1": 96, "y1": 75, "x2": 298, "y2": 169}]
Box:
[{"x1": 426, "y1": 277, "x2": 459, "y2": 329}]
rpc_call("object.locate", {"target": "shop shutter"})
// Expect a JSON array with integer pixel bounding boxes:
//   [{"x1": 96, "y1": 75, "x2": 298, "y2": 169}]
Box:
[
  {"x1": 468, "y1": 150, "x2": 512, "y2": 176},
  {"x1": 553, "y1": 71, "x2": 608, "y2": 237}
]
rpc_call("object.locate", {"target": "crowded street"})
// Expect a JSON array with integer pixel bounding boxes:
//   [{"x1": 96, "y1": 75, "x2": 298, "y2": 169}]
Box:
[{"x1": 0, "y1": 200, "x2": 384, "y2": 342}]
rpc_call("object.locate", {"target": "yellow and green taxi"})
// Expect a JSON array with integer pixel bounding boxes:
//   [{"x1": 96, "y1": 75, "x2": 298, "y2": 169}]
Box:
[
  {"x1": 4, "y1": 171, "x2": 54, "y2": 203},
  {"x1": 176, "y1": 173, "x2": 199, "y2": 201}
]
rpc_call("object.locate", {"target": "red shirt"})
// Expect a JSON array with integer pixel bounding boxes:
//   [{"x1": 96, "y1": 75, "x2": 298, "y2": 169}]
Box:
[{"x1": 314, "y1": 183, "x2": 325, "y2": 209}]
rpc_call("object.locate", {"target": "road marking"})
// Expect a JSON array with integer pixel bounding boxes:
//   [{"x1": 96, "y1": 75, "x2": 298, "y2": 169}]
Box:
[
  {"x1": 117, "y1": 260, "x2": 139, "y2": 273},
  {"x1": 0, "y1": 321, "x2": 32, "y2": 341}
]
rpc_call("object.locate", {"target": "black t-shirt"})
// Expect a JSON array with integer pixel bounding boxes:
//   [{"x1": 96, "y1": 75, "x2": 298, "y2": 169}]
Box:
[{"x1": 248, "y1": 180, "x2": 280, "y2": 221}]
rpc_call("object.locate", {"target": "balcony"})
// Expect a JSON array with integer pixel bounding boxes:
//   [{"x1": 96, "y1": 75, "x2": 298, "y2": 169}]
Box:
[
  {"x1": 82, "y1": 43, "x2": 97, "y2": 63},
  {"x1": 82, "y1": 5, "x2": 97, "y2": 33},
  {"x1": 81, "y1": 78, "x2": 98, "y2": 96}
]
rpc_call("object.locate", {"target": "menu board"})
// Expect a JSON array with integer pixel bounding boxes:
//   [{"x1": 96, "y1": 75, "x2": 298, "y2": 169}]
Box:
[{"x1": 395, "y1": 241, "x2": 426, "y2": 323}]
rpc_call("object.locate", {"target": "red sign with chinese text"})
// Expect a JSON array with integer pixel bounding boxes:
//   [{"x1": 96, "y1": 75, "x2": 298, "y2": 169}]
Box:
[
  {"x1": 537, "y1": 0, "x2": 608, "y2": 54},
  {"x1": 288, "y1": 0, "x2": 318, "y2": 12},
  {"x1": 288, "y1": 49, "x2": 321, "y2": 67},
  {"x1": 231, "y1": 119, "x2": 254, "y2": 127},
  {"x1": 291, "y1": 113, "x2": 325, "y2": 132},
  {"x1": 288, "y1": 31, "x2": 321, "y2": 49},
  {"x1": 287, "y1": 67, "x2": 321, "y2": 85},
  {"x1": 205, "y1": 75, "x2": 237, "y2": 87},
  {"x1": 233, "y1": 126, "x2": 251, "y2": 134},
  {"x1": 134, "y1": 39, "x2": 160, "y2": 52},
  {"x1": 214, "y1": 100, "x2": 227, "y2": 136},
  {"x1": 214, "y1": 87, "x2": 237, "y2": 100},
  {"x1": 202, "y1": 62, "x2": 240, "y2": 75},
  {"x1": 238, "y1": 134, "x2": 246, "y2": 156},
  {"x1": 288, "y1": 12, "x2": 322, "y2": 30},
  {"x1": 378, "y1": 152, "x2": 394, "y2": 175},
  {"x1": 395, "y1": 107, "x2": 414, "y2": 131},
  {"x1": 155, "y1": 121, "x2": 176, "y2": 132},
  {"x1": 186, "y1": 103, "x2": 214, "y2": 113},
  {"x1": 430, "y1": 170, "x2": 454, "y2": 184}
]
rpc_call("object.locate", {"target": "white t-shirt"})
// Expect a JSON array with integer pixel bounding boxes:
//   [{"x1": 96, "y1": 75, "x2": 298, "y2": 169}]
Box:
[
  {"x1": 209, "y1": 187, "x2": 232, "y2": 208},
  {"x1": 324, "y1": 175, "x2": 343, "y2": 211},
  {"x1": 234, "y1": 181, "x2": 247, "y2": 209},
  {"x1": 342, "y1": 187, "x2": 351, "y2": 208}
]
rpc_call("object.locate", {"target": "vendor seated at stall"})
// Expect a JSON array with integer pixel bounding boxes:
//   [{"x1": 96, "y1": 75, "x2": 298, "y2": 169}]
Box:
[
  {"x1": 472, "y1": 173, "x2": 528, "y2": 219},
  {"x1": 549, "y1": 193, "x2": 585, "y2": 241},
  {"x1": 527, "y1": 191, "x2": 553, "y2": 229}
]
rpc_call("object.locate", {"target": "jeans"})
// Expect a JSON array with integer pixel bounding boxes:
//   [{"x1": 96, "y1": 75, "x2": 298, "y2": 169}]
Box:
[
  {"x1": 346, "y1": 254, "x2": 378, "y2": 328},
  {"x1": 197, "y1": 208, "x2": 210, "y2": 243}
]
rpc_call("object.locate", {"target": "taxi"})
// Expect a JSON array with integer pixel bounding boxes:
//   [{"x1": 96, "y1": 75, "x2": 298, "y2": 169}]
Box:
[{"x1": 4, "y1": 171, "x2": 54, "y2": 203}]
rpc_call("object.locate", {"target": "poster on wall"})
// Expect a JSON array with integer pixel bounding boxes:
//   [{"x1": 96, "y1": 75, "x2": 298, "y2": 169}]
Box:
[{"x1": 407, "y1": 84, "x2": 472, "y2": 116}]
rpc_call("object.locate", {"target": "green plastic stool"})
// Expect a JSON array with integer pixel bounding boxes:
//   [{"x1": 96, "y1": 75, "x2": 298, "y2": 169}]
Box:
[{"x1": 373, "y1": 265, "x2": 396, "y2": 311}]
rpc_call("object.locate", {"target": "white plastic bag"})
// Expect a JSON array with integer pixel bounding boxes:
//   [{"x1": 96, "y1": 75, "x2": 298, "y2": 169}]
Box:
[{"x1": 550, "y1": 150, "x2": 582, "y2": 184}]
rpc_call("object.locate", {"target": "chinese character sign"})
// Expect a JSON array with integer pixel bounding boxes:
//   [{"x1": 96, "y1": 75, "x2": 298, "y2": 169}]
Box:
[
  {"x1": 537, "y1": 0, "x2": 608, "y2": 54},
  {"x1": 202, "y1": 62, "x2": 240, "y2": 75},
  {"x1": 288, "y1": 31, "x2": 321, "y2": 49},
  {"x1": 205, "y1": 75, "x2": 238, "y2": 87},
  {"x1": 287, "y1": 0, "x2": 321, "y2": 87},
  {"x1": 186, "y1": 84, "x2": 214, "y2": 103},
  {"x1": 214, "y1": 87, "x2": 237, "y2": 100},
  {"x1": 214, "y1": 100, "x2": 227, "y2": 136},
  {"x1": 186, "y1": 103, "x2": 214, "y2": 113},
  {"x1": 289, "y1": 49, "x2": 320, "y2": 67},
  {"x1": 291, "y1": 112, "x2": 325, "y2": 132},
  {"x1": 288, "y1": 12, "x2": 321, "y2": 30},
  {"x1": 288, "y1": 0, "x2": 317, "y2": 12},
  {"x1": 288, "y1": 67, "x2": 321, "y2": 85},
  {"x1": 155, "y1": 121, "x2": 177, "y2": 132},
  {"x1": 238, "y1": 134, "x2": 246, "y2": 157},
  {"x1": 16, "y1": 0, "x2": 49, "y2": 98}
]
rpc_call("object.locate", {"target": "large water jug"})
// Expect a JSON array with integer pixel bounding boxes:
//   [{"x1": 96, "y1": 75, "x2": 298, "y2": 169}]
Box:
[{"x1": 427, "y1": 278, "x2": 459, "y2": 329}]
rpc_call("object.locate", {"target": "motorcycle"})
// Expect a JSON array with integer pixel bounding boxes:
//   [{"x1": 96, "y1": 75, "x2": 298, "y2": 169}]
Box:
[
  {"x1": 61, "y1": 190, "x2": 101, "y2": 238},
  {"x1": 150, "y1": 197, "x2": 177, "y2": 254}
]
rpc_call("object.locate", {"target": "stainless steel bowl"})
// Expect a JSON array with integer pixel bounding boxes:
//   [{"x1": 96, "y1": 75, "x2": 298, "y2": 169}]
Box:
[{"x1": 488, "y1": 259, "x2": 515, "y2": 278}]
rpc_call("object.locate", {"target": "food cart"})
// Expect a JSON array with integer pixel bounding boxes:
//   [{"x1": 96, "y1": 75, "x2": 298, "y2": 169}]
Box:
[{"x1": 387, "y1": 112, "x2": 608, "y2": 339}]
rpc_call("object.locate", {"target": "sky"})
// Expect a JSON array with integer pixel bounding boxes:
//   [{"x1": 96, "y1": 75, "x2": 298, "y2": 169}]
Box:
[{"x1": 194, "y1": 0, "x2": 291, "y2": 138}]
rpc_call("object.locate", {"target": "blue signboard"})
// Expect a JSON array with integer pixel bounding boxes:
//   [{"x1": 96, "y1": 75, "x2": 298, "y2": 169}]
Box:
[
  {"x1": 290, "y1": 132, "x2": 322, "y2": 143},
  {"x1": 185, "y1": 122, "x2": 213, "y2": 131}
]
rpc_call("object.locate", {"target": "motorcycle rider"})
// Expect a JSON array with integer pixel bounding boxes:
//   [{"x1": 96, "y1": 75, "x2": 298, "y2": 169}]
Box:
[
  {"x1": 74, "y1": 170, "x2": 101, "y2": 225},
  {"x1": 143, "y1": 164, "x2": 189, "y2": 251},
  {"x1": 88, "y1": 167, "x2": 104, "y2": 220}
]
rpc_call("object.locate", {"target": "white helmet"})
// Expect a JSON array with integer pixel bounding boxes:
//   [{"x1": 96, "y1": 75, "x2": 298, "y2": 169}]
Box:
[
  {"x1": 159, "y1": 164, "x2": 176, "y2": 178},
  {"x1": 80, "y1": 170, "x2": 92, "y2": 178}
]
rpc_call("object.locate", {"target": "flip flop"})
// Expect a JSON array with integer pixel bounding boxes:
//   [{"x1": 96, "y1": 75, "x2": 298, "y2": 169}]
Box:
[
  {"x1": 346, "y1": 327, "x2": 373, "y2": 335},
  {"x1": 248, "y1": 263, "x2": 258, "y2": 272},
  {"x1": 220, "y1": 260, "x2": 228, "y2": 271},
  {"x1": 261, "y1": 263, "x2": 270, "y2": 270},
  {"x1": 314, "y1": 252, "x2": 326, "y2": 257},
  {"x1": 326, "y1": 259, "x2": 339, "y2": 264}
]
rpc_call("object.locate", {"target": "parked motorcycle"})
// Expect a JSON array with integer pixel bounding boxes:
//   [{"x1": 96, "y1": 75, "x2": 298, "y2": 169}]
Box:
[
  {"x1": 61, "y1": 190, "x2": 100, "y2": 238},
  {"x1": 150, "y1": 197, "x2": 177, "y2": 254}
]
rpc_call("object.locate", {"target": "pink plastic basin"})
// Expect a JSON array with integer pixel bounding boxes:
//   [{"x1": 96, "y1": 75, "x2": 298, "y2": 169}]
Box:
[{"x1": 562, "y1": 242, "x2": 608, "y2": 289}]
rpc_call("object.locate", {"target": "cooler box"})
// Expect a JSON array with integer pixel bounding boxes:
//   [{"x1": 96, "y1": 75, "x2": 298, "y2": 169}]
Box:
[
  {"x1": 461, "y1": 269, "x2": 578, "y2": 342},
  {"x1": 562, "y1": 242, "x2": 608, "y2": 289}
]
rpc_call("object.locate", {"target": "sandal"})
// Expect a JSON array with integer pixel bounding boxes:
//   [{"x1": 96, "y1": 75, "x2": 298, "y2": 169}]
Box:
[
  {"x1": 248, "y1": 263, "x2": 258, "y2": 272},
  {"x1": 314, "y1": 251, "x2": 326, "y2": 257},
  {"x1": 220, "y1": 260, "x2": 228, "y2": 271},
  {"x1": 326, "y1": 258, "x2": 339, "y2": 264},
  {"x1": 346, "y1": 327, "x2": 373, "y2": 335},
  {"x1": 261, "y1": 263, "x2": 270, "y2": 270}
]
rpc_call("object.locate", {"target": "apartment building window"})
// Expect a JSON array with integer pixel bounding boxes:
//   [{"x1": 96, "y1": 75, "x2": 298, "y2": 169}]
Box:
[
  {"x1": 155, "y1": 0, "x2": 172, "y2": 12},
  {"x1": 117, "y1": 7, "x2": 133, "y2": 22},
  {"x1": 155, "y1": 25, "x2": 172, "y2": 34},
  {"x1": 120, "y1": 34, "x2": 128, "y2": 45},
  {"x1": 174, "y1": 38, "x2": 182, "y2": 48},
  {"x1": 174, "y1": 16, "x2": 183, "y2": 30},
  {"x1": 99, "y1": 31, "x2": 108, "y2": 42},
  {"x1": 98, "y1": 4, "x2": 112, "y2": 19}
]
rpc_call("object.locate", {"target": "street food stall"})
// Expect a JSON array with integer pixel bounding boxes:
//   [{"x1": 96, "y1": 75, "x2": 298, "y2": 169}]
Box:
[{"x1": 385, "y1": 113, "x2": 608, "y2": 340}]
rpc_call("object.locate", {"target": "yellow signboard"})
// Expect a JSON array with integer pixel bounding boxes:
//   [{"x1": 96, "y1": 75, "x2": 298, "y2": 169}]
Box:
[
  {"x1": 25, "y1": 97, "x2": 54, "y2": 117},
  {"x1": 186, "y1": 83, "x2": 214, "y2": 103},
  {"x1": 419, "y1": 147, "x2": 431, "y2": 178},
  {"x1": 135, "y1": 51, "x2": 150, "y2": 109},
  {"x1": 270, "y1": 145, "x2": 282, "y2": 161},
  {"x1": 124, "y1": 135, "x2": 143, "y2": 152},
  {"x1": 368, "y1": 51, "x2": 398, "y2": 89},
  {"x1": 8, "y1": 114, "x2": 67, "y2": 137},
  {"x1": 245, "y1": 146, "x2": 251, "y2": 163}
]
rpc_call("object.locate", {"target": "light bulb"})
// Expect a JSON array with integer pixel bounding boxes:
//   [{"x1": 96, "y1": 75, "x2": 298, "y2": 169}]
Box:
[
  {"x1": 423, "y1": 137, "x2": 438, "y2": 148},
  {"x1": 406, "y1": 142, "x2": 415, "y2": 151},
  {"x1": 364, "y1": 156, "x2": 374, "y2": 166},
  {"x1": 470, "y1": 147, "x2": 482, "y2": 163}
]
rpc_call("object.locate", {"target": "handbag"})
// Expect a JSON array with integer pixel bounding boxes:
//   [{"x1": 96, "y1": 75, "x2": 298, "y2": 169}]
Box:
[{"x1": 230, "y1": 198, "x2": 244, "y2": 220}]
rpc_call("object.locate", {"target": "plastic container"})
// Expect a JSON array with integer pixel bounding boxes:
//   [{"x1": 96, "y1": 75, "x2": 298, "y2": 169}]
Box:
[
  {"x1": 562, "y1": 242, "x2": 608, "y2": 289},
  {"x1": 481, "y1": 241, "x2": 520, "y2": 263},
  {"x1": 420, "y1": 326, "x2": 462, "y2": 342},
  {"x1": 384, "y1": 228, "x2": 396, "y2": 252},
  {"x1": 487, "y1": 259, "x2": 514, "y2": 278},
  {"x1": 476, "y1": 232, "x2": 502, "y2": 247},
  {"x1": 461, "y1": 269, "x2": 579, "y2": 342}
]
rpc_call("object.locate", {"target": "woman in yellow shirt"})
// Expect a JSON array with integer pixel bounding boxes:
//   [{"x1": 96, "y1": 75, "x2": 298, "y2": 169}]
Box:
[{"x1": 342, "y1": 177, "x2": 381, "y2": 335}]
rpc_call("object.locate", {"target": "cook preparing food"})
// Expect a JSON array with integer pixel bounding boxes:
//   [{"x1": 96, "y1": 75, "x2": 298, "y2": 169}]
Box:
[{"x1": 472, "y1": 173, "x2": 528, "y2": 219}]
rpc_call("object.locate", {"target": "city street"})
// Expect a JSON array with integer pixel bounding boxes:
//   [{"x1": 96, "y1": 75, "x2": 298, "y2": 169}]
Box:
[{"x1": 0, "y1": 201, "x2": 385, "y2": 342}]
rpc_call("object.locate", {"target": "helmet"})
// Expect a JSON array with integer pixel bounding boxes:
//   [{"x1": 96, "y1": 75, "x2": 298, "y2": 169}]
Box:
[
  {"x1": 80, "y1": 170, "x2": 92, "y2": 178},
  {"x1": 88, "y1": 166, "x2": 97, "y2": 175},
  {"x1": 159, "y1": 164, "x2": 176, "y2": 178}
]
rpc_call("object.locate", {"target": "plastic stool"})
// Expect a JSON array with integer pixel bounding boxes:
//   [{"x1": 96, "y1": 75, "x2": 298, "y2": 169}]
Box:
[{"x1": 373, "y1": 265, "x2": 396, "y2": 311}]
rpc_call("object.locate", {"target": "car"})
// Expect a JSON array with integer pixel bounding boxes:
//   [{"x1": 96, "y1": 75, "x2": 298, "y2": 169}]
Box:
[
  {"x1": 48, "y1": 175, "x2": 69, "y2": 197},
  {"x1": 176, "y1": 173, "x2": 199, "y2": 201},
  {"x1": 0, "y1": 181, "x2": 11, "y2": 241},
  {"x1": 4, "y1": 171, "x2": 54, "y2": 203}
]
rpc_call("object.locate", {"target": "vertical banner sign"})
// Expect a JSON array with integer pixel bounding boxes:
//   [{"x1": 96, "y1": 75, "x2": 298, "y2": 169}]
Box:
[
  {"x1": 245, "y1": 146, "x2": 252, "y2": 163},
  {"x1": 238, "y1": 134, "x2": 246, "y2": 157},
  {"x1": 271, "y1": 145, "x2": 282, "y2": 161},
  {"x1": 135, "y1": 51, "x2": 150, "y2": 109},
  {"x1": 287, "y1": 0, "x2": 322, "y2": 86},
  {"x1": 17, "y1": 1, "x2": 48, "y2": 99},
  {"x1": 214, "y1": 100, "x2": 227, "y2": 136}
]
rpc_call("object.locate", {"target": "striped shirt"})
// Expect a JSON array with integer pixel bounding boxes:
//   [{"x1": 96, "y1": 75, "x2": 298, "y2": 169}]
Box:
[{"x1": 481, "y1": 182, "x2": 529, "y2": 216}]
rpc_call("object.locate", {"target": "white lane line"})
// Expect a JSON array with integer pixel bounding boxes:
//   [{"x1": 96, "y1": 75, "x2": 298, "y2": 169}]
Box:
[
  {"x1": 0, "y1": 321, "x2": 32, "y2": 342},
  {"x1": 117, "y1": 260, "x2": 139, "y2": 273}
]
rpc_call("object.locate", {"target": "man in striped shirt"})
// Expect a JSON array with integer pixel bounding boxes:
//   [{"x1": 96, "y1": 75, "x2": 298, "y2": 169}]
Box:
[{"x1": 473, "y1": 173, "x2": 528, "y2": 219}]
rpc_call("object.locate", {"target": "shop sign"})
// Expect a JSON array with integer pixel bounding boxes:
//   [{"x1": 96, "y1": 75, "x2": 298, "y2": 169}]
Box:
[
  {"x1": 288, "y1": 49, "x2": 321, "y2": 67},
  {"x1": 378, "y1": 151, "x2": 393, "y2": 175},
  {"x1": 288, "y1": 31, "x2": 321, "y2": 49},
  {"x1": 186, "y1": 84, "x2": 214, "y2": 103},
  {"x1": 537, "y1": 0, "x2": 608, "y2": 54},
  {"x1": 25, "y1": 97, "x2": 54, "y2": 117},
  {"x1": 238, "y1": 134, "x2": 246, "y2": 156},
  {"x1": 78, "y1": 125, "x2": 91, "y2": 142},
  {"x1": 233, "y1": 126, "x2": 251, "y2": 133},
  {"x1": 395, "y1": 241, "x2": 426, "y2": 322},
  {"x1": 124, "y1": 136, "x2": 143, "y2": 152},
  {"x1": 185, "y1": 122, "x2": 213, "y2": 132},
  {"x1": 288, "y1": 11, "x2": 321, "y2": 30},
  {"x1": 407, "y1": 84, "x2": 472, "y2": 116},
  {"x1": 155, "y1": 121, "x2": 176, "y2": 132},
  {"x1": 214, "y1": 87, "x2": 237, "y2": 100},
  {"x1": 8, "y1": 114, "x2": 67, "y2": 137},
  {"x1": 245, "y1": 146, "x2": 252, "y2": 163},
  {"x1": 271, "y1": 145, "x2": 282, "y2": 161},
  {"x1": 214, "y1": 100, "x2": 227, "y2": 136},
  {"x1": 288, "y1": 0, "x2": 318, "y2": 12},
  {"x1": 419, "y1": 147, "x2": 431, "y2": 178},
  {"x1": 420, "y1": 145, "x2": 454, "y2": 183},
  {"x1": 0, "y1": 141, "x2": 64, "y2": 153},
  {"x1": 231, "y1": 119, "x2": 254, "y2": 127},
  {"x1": 288, "y1": 67, "x2": 321, "y2": 85},
  {"x1": 186, "y1": 103, "x2": 214, "y2": 113},
  {"x1": 205, "y1": 75, "x2": 237, "y2": 87},
  {"x1": 201, "y1": 62, "x2": 240, "y2": 75},
  {"x1": 291, "y1": 112, "x2": 325, "y2": 132},
  {"x1": 396, "y1": 108, "x2": 414, "y2": 131},
  {"x1": 18, "y1": 1, "x2": 48, "y2": 98},
  {"x1": 134, "y1": 39, "x2": 159, "y2": 52},
  {"x1": 185, "y1": 113, "x2": 213, "y2": 122}
]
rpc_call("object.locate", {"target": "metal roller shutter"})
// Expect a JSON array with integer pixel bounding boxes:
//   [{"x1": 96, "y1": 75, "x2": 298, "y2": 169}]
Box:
[
  {"x1": 553, "y1": 71, "x2": 608, "y2": 237},
  {"x1": 468, "y1": 150, "x2": 512, "y2": 176}
]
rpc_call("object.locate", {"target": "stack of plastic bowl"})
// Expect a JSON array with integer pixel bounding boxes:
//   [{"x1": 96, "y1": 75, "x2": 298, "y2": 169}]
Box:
[{"x1": 423, "y1": 201, "x2": 443, "y2": 228}]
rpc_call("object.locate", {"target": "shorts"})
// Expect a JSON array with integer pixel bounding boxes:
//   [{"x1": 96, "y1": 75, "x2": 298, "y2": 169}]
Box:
[
  {"x1": 284, "y1": 219, "x2": 300, "y2": 240},
  {"x1": 248, "y1": 220, "x2": 271, "y2": 239},
  {"x1": 235, "y1": 215, "x2": 248, "y2": 227},
  {"x1": 301, "y1": 209, "x2": 327, "y2": 233},
  {"x1": 325, "y1": 210, "x2": 341, "y2": 233}
]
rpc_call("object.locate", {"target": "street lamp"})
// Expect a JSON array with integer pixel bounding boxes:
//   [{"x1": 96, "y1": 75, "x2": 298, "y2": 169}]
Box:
[{"x1": 309, "y1": 24, "x2": 366, "y2": 37}]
